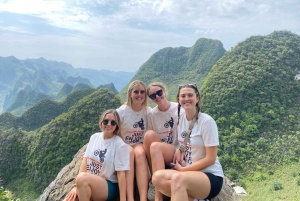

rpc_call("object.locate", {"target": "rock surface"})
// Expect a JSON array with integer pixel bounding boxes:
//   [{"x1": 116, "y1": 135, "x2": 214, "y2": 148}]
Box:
[{"x1": 37, "y1": 144, "x2": 240, "y2": 201}]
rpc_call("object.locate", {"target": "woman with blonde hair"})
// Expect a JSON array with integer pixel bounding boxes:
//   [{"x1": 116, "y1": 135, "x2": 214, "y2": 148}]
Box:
[
  {"x1": 143, "y1": 82, "x2": 179, "y2": 201},
  {"x1": 117, "y1": 80, "x2": 151, "y2": 201},
  {"x1": 63, "y1": 109, "x2": 130, "y2": 201}
]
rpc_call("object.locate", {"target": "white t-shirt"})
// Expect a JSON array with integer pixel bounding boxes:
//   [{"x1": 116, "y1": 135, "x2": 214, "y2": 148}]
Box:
[
  {"x1": 83, "y1": 132, "x2": 130, "y2": 183},
  {"x1": 177, "y1": 112, "x2": 224, "y2": 178},
  {"x1": 117, "y1": 105, "x2": 152, "y2": 146},
  {"x1": 147, "y1": 102, "x2": 179, "y2": 144}
]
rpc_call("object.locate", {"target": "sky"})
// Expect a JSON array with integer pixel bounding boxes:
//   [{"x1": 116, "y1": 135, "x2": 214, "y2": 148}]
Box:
[{"x1": 0, "y1": 0, "x2": 299, "y2": 72}]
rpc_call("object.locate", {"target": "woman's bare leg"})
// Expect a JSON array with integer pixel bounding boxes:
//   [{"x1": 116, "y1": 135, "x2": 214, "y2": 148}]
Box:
[
  {"x1": 143, "y1": 130, "x2": 161, "y2": 174},
  {"x1": 170, "y1": 171, "x2": 210, "y2": 201},
  {"x1": 76, "y1": 172, "x2": 108, "y2": 201},
  {"x1": 150, "y1": 142, "x2": 175, "y2": 201},
  {"x1": 126, "y1": 145, "x2": 135, "y2": 201},
  {"x1": 134, "y1": 143, "x2": 148, "y2": 201}
]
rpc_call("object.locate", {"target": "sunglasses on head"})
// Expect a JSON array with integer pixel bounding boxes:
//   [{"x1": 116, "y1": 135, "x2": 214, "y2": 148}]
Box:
[
  {"x1": 102, "y1": 119, "x2": 117, "y2": 126},
  {"x1": 149, "y1": 89, "x2": 163, "y2": 100},
  {"x1": 133, "y1": 90, "x2": 145, "y2": 94},
  {"x1": 178, "y1": 83, "x2": 197, "y2": 89}
]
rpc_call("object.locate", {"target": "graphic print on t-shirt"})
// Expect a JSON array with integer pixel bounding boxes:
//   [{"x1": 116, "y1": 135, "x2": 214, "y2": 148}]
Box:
[
  {"x1": 133, "y1": 118, "x2": 145, "y2": 130},
  {"x1": 160, "y1": 117, "x2": 174, "y2": 144},
  {"x1": 164, "y1": 117, "x2": 174, "y2": 128},
  {"x1": 87, "y1": 148, "x2": 107, "y2": 176},
  {"x1": 124, "y1": 118, "x2": 145, "y2": 144}
]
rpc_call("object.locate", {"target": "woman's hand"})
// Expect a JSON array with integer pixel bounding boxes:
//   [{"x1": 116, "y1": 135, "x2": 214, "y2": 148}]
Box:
[
  {"x1": 63, "y1": 187, "x2": 78, "y2": 201},
  {"x1": 173, "y1": 160, "x2": 184, "y2": 171},
  {"x1": 172, "y1": 148, "x2": 182, "y2": 164}
]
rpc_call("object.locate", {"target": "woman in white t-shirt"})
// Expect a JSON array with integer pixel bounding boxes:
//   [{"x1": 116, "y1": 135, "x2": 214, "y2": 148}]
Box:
[
  {"x1": 143, "y1": 82, "x2": 179, "y2": 201},
  {"x1": 63, "y1": 109, "x2": 130, "y2": 201},
  {"x1": 117, "y1": 80, "x2": 151, "y2": 201},
  {"x1": 152, "y1": 84, "x2": 224, "y2": 201}
]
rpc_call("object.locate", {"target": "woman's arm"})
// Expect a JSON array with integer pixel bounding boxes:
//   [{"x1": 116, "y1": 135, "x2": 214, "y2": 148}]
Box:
[
  {"x1": 117, "y1": 171, "x2": 126, "y2": 201},
  {"x1": 79, "y1": 157, "x2": 87, "y2": 172},
  {"x1": 174, "y1": 146, "x2": 217, "y2": 171}
]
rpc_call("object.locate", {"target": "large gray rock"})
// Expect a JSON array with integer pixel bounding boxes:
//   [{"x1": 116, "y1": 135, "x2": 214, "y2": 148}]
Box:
[{"x1": 37, "y1": 145, "x2": 240, "y2": 201}]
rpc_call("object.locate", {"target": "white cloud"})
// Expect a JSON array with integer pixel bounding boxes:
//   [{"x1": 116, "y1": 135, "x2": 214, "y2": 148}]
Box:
[
  {"x1": 0, "y1": 0, "x2": 66, "y2": 14},
  {"x1": 0, "y1": 0, "x2": 299, "y2": 71}
]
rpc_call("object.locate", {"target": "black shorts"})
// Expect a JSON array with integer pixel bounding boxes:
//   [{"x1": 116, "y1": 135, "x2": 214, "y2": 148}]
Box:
[{"x1": 203, "y1": 173, "x2": 223, "y2": 200}]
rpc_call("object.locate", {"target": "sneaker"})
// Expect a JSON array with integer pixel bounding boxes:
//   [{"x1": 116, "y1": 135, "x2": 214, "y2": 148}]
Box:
[{"x1": 147, "y1": 181, "x2": 155, "y2": 201}]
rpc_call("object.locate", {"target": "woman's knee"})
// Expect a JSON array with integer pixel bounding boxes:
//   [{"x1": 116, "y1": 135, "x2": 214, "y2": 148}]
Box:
[
  {"x1": 134, "y1": 146, "x2": 146, "y2": 161},
  {"x1": 76, "y1": 172, "x2": 90, "y2": 186},
  {"x1": 150, "y1": 142, "x2": 163, "y2": 156},
  {"x1": 152, "y1": 170, "x2": 164, "y2": 186},
  {"x1": 144, "y1": 130, "x2": 158, "y2": 143},
  {"x1": 170, "y1": 172, "x2": 185, "y2": 190}
]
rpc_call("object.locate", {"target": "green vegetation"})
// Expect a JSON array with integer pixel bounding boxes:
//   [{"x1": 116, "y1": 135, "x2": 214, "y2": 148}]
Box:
[
  {"x1": 1, "y1": 31, "x2": 300, "y2": 200},
  {"x1": 0, "y1": 83, "x2": 117, "y2": 131},
  {"x1": 200, "y1": 31, "x2": 300, "y2": 177},
  {"x1": 0, "y1": 179, "x2": 20, "y2": 201},
  {"x1": 0, "y1": 88, "x2": 121, "y2": 199},
  {"x1": 0, "y1": 89, "x2": 96, "y2": 131},
  {"x1": 240, "y1": 161, "x2": 300, "y2": 201},
  {"x1": 119, "y1": 38, "x2": 226, "y2": 102}
]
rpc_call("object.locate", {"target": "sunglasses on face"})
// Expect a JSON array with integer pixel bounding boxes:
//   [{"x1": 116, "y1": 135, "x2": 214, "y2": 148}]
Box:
[
  {"x1": 149, "y1": 89, "x2": 163, "y2": 100},
  {"x1": 133, "y1": 90, "x2": 145, "y2": 94},
  {"x1": 102, "y1": 119, "x2": 117, "y2": 126}
]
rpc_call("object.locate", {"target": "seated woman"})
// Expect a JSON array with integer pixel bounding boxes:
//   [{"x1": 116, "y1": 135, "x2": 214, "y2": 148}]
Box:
[
  {"x1": 143, "y1": 82, "x2": 179, "y2": 201},
  {"x1": 117, "y1": 80, "x2": 151, "y2": 201},
  {"x1": 151, "y1": 84, "x2": 224, "y2": 201},
  {"x1": 63, "y1": 109, "x2": 130, "y2": 201}
]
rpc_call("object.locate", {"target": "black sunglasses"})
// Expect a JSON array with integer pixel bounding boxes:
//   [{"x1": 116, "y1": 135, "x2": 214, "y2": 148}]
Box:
[
  {"x1": 102, "y1": 119, "x2": 117, "y2": 126},
  {"x1": 133, "y1": 90, "x2": 145, "y2": 94},
  {"x1": 149, "y1": 89, "x2": 163, "y2": 100}
]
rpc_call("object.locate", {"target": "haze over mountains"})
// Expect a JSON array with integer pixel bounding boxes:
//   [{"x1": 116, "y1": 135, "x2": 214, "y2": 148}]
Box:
[
  {"x1": 0, "y1": 30, "x2": 299, "y2": 200},
  {"x1": 0, "y1": 56, "x2": 135, "y2": 115}
]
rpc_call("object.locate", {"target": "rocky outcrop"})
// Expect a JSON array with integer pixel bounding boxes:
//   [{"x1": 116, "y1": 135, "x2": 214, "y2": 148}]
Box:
[
  {"x1": 37, "y1": 144, "x2": 240, "y2": 201},
  {"x1": 37, "y1": 144, "x2": 88, "y2": 201}
]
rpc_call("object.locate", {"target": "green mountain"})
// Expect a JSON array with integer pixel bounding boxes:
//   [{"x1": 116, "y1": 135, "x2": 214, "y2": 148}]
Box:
[
  {"x1": 1, "y1": 31, "x2": 300, "y2": 200},
  {"x1": 5, "y1": 90, "x2": 50, "y2": 116},
  {"x1": 56, "y1": 83, "x2": 73, "y2": 101},
  {"x1": 0, "y1": 56, "x2": 134, "y2": 115},
  {"x1": 77, "y1": 68, "x2": 135, "y2": 91},
  {"x1": 0, "y1": 88, "x2": 121, "y2": 199},
  {"x1": 200, "y1": 30, "x2": 300, "y2": 179},
  {"x1": 118, "y1": 38, "x2": 226, "y2": 102}
]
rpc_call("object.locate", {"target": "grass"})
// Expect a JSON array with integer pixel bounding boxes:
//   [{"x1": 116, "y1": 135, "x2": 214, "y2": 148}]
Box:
[{"x1": 240, "y1": 161, "x2": 300, "y2": 201}]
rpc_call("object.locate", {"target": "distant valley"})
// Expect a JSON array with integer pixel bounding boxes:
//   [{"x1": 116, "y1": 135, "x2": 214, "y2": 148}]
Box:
[{"x1": 0, "y1": 56, "x2": 135, "y2": 115}]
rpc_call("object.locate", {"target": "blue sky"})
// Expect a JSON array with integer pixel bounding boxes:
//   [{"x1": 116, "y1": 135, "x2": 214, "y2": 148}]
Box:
[{"x1": 0, "y1": 0, "x2": 299, "y2": 72}]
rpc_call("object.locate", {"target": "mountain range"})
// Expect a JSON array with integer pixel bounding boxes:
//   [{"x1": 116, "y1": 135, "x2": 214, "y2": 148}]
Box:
[
  {"x1": 0, "y1": 30, "x2": 299, "y2": 200},
  {"x1": 0, "y1": 56, "x2": 134, "y2": 115}
]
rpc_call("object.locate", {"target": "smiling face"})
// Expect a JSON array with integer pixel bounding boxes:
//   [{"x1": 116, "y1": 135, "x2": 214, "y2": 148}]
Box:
[
  {"x1": 178, "y1": 87, "x2": 200, "y2": 111},
  {"x1": 101, "y1": 113, "x2": 117, "y2": 134},
  {"x1": 148, "y1": 85, "x2": 166, "y2": 105},
  {"x1": 130, "y1": 84, "x2": 146, "y2": 106}
]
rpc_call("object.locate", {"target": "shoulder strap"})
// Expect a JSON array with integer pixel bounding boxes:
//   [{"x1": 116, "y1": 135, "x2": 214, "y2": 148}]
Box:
[{"x1": 179, "y1": 113, "x2": 198, "y2": 152}]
